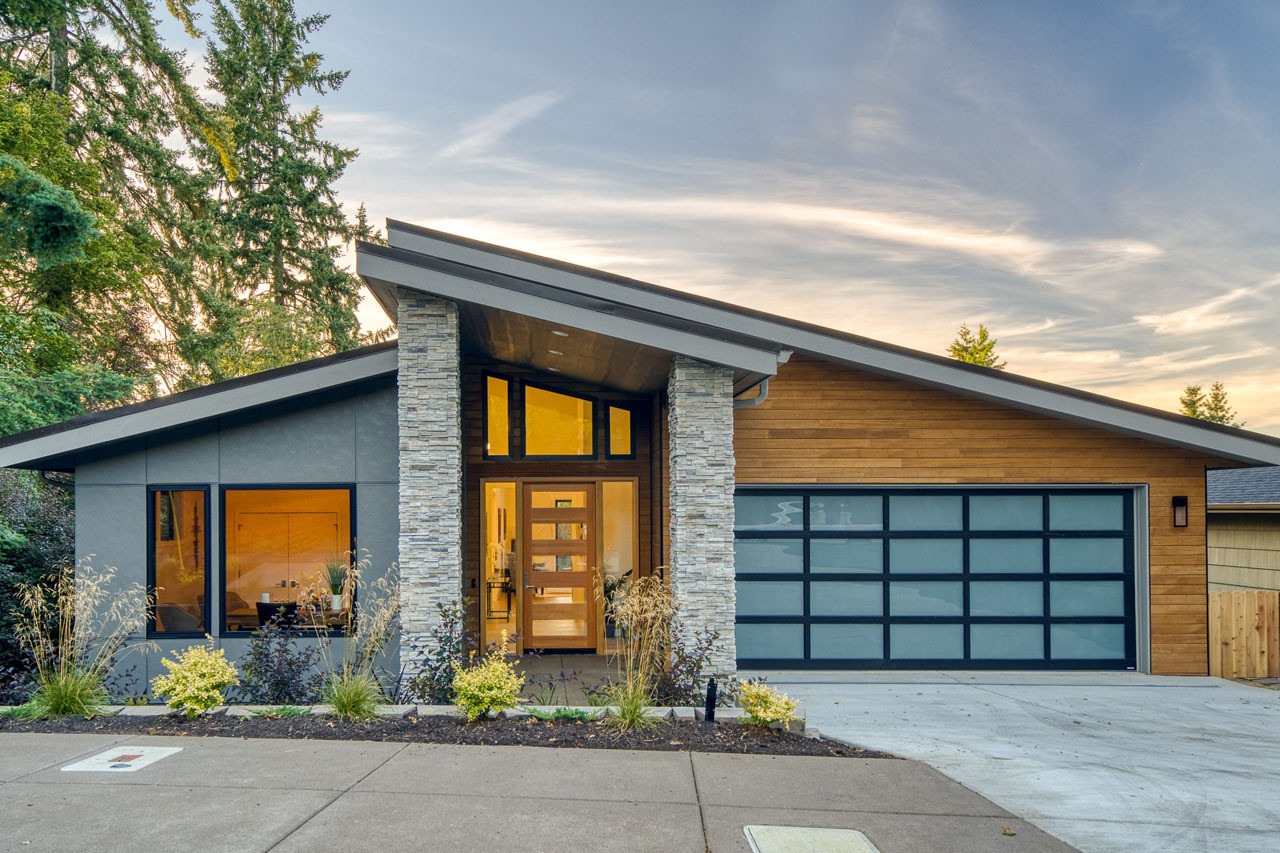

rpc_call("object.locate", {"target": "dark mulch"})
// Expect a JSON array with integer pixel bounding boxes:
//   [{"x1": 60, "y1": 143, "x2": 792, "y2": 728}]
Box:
[{"x1": 0, "y1": 712, "x2": 892, "y2": 758}]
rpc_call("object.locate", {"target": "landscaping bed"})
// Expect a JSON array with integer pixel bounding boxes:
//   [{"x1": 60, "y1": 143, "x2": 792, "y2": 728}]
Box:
[{"x1": 0, "y1": 712, "x2": 891, "y2": 758}]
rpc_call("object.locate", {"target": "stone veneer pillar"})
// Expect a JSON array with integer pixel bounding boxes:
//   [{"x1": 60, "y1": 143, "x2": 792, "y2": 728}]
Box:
[
  {"x1": 667, "y1": 356, "x2": 737, "y2": 677},
  {"x1": 397, "y1": 289, "x2": 462, "y2": 674}
]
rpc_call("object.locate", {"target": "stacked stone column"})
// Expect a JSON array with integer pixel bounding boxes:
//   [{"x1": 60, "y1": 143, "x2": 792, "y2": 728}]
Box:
[
  {"x1": 396, "y1": 290, "x2": 462, "y2": 673},
  {"x1": 667, "y1": 356, "x2": 738, "y2": 677}
]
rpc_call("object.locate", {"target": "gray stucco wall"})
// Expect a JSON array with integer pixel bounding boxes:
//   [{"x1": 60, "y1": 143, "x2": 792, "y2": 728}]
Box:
[{"x1": 73, "y1": 377, "x2": 399, "y2": 698}]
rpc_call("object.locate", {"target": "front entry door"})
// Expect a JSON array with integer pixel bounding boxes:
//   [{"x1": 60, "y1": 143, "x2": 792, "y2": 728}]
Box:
[{"x1": 522, "y1": 483, "x2": 597, "y2": 650}]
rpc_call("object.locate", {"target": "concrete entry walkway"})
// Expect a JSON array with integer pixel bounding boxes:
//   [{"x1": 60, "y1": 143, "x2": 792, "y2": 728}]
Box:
[
  {"x1": 0, "y1": 732, "x2": 1071, "y2": 852},
  {"x1": 752, "y1": 671, "x2": 1280, "y2": 853}
]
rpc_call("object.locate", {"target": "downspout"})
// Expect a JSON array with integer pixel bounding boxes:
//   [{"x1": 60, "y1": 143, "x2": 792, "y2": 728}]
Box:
[{"x1": 732, "y1": 378, "x2": 769, "y2": 409}]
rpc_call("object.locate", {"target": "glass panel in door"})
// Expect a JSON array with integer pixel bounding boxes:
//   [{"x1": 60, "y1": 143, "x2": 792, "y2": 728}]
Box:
[{"x1": 523, "y1": 484, "x2": 596, "y2": 649}]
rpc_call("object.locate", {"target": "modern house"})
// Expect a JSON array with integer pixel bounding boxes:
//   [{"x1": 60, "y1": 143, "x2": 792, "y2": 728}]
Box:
[
  {"x1": 4, "y1": 221, "x2": 1280, "y2": 682},
  {"x1": 1207, "y1": 467, "x2": 1280, "y2": 594}
]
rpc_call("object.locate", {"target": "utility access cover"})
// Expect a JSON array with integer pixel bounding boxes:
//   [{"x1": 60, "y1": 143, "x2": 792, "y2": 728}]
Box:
[
  {"x1": 743, "y1": 825, "x2": 880, "y2": 853},
  {"x1": 62, "y1": 746, "x2": 183, "y2": 773}
]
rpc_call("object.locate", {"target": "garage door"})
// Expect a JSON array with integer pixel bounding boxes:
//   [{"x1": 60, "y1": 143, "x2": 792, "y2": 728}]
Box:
[{"x1": 734, "y1": 489, "x2": 1136, "y2": 669}]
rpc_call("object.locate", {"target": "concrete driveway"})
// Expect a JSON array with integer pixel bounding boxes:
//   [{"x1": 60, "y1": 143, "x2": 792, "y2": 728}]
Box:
[{"x1": 751, "y1": 671, "x2": 1280, "y2": 853}]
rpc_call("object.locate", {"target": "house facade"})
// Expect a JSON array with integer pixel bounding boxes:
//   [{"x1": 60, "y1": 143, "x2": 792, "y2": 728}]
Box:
[
  {"x1": 1207, "y1": 467, "x2": 1280, "y2": 594},
  {"x1": 4, "y1": 221, "x2": 1280, "y2": 681}
]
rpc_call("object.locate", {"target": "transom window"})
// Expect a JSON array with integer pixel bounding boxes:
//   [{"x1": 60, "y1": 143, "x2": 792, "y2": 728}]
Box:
[
  {"x1": 483, "y1": 372, "x2": 637, "y2": 461},
  {"x1": 524, "y1": 384, "x2": 595, "y2": 457},
  {"x1": 221, "y1": 487, "x2": 354, "y2": 634}
]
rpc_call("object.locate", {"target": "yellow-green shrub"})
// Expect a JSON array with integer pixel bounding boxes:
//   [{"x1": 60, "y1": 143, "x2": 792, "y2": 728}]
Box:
[
  {"x1": 150, "y1": 639, "x2": 239, "y2": 718},
  {"x1": 737, "y1": 680, "x2": 799, "y2": 727},
  {"x1": 451, "y1": 633, "x2": 524, "y2": 722}
]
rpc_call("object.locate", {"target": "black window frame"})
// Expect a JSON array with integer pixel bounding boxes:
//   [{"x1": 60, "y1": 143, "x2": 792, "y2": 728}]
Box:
[
  {"x1": 734, "y1": 487, "x2": 1136, "y2": 671},
  {"x1": 519, "y1": 380, "x2": 599, "y2": 461},
  {"x1": 604, "y1": 403, "x2": 638, "y2": 460},
  {"x1": 147, "y1": 484, "x2": 212, "y2": 639},
  {"x1": 218, "y1": 483, "x2": 358, "y2": 638},
  {"x1": 481, "y1": 371, "x2": 514, "y2": 460}
]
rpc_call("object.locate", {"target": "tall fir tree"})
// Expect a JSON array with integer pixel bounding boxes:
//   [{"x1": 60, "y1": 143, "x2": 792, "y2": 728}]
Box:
[
  {"x1": 192, "y1": 0, "x2": 362, "y2": 383},
  {"x1": 947, "y1": 323, "x2": 1006, "y2": 369},
  {"x1": 1179, "y1": 381, "x2": 1243, "y2": 427}
]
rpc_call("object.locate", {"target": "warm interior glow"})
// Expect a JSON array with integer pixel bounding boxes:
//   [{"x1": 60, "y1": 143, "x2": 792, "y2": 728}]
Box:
[
  {"x1": 223, "y1": 489, "x2": 351, "y2": 631},
  {"x1": 152, "y1": 490, "x2": 206, "y2": 633},
  {"x1": 482, "y1": 481, "x2": 518, "y2": 646},
  {"x1": 602, "y1": 481, "x2": 636, "y2": 583},
  {"x1": 524, "y1": 386, "x2": 593, "y2": 456},
  {"x1": 608, "y1": 406, "x2": 633, "y2": 456},
  {"x1": 485, "y1": 375, "x2": 510, "y2": 456}
]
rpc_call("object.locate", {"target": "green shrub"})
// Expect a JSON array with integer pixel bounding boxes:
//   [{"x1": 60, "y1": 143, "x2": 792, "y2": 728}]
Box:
[
  {"x1": 15, "y1": 667, "x2": 108, "y2": 718},
  {"x1": 251, "y1": 705, "x2": 311, "y2": 718},
  {"x1": 737, "y1": 680, "x2": 799, "y2": 727},
  {"x1": 150, "y1": 640, "x2": 239, "y2": 718},
  {"x1": 605, "y1": 680, "x2": 659, "y2": 731},
  {"x1": 452, "y1": 633, "x2": 524, "y2": 722},
  {"x1": 527, "y1": 707, "x2": 598, "y2": 722},
  {"x1": 323, "y1": 667, "x2": 382, "y2": 720}
]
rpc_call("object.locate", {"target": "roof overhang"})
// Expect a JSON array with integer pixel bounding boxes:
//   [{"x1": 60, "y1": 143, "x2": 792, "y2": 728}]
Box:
[
  {"x1": 0, "y1": 343, "x2": 397, "y2": 471},
  {"x1": 369, "y1": 221, "x2": 1280, "y2": 466}
]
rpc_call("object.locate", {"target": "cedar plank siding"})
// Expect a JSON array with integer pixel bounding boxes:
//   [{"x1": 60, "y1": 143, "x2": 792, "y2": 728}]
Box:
[
  {"x1": 734, "y1": 355, "x2": 1237, "y2": 675},
  {"x1": 461, "y1": 357, "x2": 656, "y2": 640}
]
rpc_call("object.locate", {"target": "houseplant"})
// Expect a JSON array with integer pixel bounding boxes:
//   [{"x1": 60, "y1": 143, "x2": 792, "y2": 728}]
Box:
[
  {"x1": 601, "y1": 568, "x2": 632, "y2": 639},
  {"x1": 325, "y1": 560, "x2": 348, "y2": 612}
]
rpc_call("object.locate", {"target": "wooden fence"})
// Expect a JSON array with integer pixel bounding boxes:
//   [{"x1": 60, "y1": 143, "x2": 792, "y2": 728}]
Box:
[{"x1": 1208, "y1": 589, "x2": 1280, "y2": 679}]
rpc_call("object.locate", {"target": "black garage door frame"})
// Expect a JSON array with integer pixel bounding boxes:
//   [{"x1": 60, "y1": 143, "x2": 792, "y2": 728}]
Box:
[{"x1": 734, "y1": 486, "x2": 1138, "y2": 670}]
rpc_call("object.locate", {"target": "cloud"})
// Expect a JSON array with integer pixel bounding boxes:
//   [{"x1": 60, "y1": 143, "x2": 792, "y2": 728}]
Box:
[
  {"x1": 1133, "y1": 275, "x2": 1280, "y2": 334},
  {"x1": 439, "y1": 90, "x2": 564, "y2": 160}
]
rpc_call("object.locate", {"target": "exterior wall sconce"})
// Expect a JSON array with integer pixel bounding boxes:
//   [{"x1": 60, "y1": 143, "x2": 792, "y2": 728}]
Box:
[{"x1": 1172, "y1": 496, "x2": 1189, "y2": 528}]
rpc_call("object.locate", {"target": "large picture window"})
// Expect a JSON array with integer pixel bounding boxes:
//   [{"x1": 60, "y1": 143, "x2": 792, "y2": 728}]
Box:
[
  {"x1": 149, "y1": 487, "x2": 209, "y2": 635},
  {"x1": 222, "y1": 487, "x2": 354, "y2": 633},
  {"x1": 523, "y1": 384, "x2": 595, "y2": 457}
]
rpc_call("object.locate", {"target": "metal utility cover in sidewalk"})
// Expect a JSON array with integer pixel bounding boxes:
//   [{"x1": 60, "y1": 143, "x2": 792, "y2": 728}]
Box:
[
  {"x1": 744, "y1": 825, "x2": 880, "y2": 853},
  {"x1": 62, "y1": 746, "x2": 183, "y2": 772}
]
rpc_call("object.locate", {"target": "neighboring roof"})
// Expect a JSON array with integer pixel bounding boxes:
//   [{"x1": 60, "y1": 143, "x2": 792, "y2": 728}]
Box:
[
  {"x1": 1208, "y1": 467, "x2": 1280, "y2": 511},
  {"x1": 0, "y1": 342, "x2": 398, "y2": 471},
  {"x1": 359, "y1": 220, "x2": 1280, "y2": 467}
]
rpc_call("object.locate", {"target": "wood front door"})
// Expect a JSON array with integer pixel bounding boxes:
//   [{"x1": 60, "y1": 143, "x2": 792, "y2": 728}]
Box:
[{"x1": 521, "y1": 483, "x2": 597, "y2": 650}]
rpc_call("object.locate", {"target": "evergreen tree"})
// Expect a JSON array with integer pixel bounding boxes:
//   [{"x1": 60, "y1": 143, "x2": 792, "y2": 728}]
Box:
[
  {"x1": 947, "y1": 323, "x2": 1006, "y2": 369},
  {"x1": 1179, "y1": 381, "x2": 1243, "y2": 427},
  {"x1": 190, "y1": 0, "x2": 362, "y2": 382}
]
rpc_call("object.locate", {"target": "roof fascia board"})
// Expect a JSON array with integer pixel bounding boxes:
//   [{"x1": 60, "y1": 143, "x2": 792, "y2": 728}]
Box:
[
  {"x1": 386, "y1": 222, "x2": 1280, "y2": 466},
  {"x1": 357, "y1": 248, "x2": 780, "y2": 376},
  {"x1": 0, "y1": 347, "x2": 398, "y2": 470},
  {"x1": 1208, "y1": 503, "x2": 1280, "y2": 513}
]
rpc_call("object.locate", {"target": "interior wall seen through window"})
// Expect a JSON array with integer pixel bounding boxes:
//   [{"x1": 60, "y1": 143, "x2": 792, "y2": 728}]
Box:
[{"x1": 152, "y1": 489, "x2": 206, "y2": 633}]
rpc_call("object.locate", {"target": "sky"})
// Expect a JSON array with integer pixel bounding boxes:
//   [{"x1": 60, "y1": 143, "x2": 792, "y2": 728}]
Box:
[{"x1": 167, "y1": 0, "x2": 1280, "y2": 434}]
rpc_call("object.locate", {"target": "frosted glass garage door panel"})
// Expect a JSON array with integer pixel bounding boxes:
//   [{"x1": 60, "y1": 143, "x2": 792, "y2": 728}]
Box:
[
  {"x1": 810, "y1": 539, "x2": 883, "y2": 573},
  {"x1": 734, "y1": 495, "x2": 803, "y2": 530},
  {"x1": 810, "y1": 582, "x2": 882, "y2": 616},
  {"x1": 889, "y1": 539, "x2": 963, "y2": 573},
  {"x1": 1049, "y1": 539, "x2": 1125, "y2": 573},
  {"x1": 735, "y1": 539, "x2": 803, "y2": 573},
  {"x1": 969, "y1": 539, "x2": 1043, "y2": 573},
  {"x1": 889, "y1": 496, "x2": 963, "y2": 530},
  {"x1": 1050, "y1": 581, "x2": 1126, "y2": 617},
  {"x1": 969, "y1": 495, "x2": 1043, "y2": 531},
  {"x1": 809, "y1": 496, "x2": 882, "y2": 530},
  {"x1": 969, "y1": 582, "x2": 1043, "y2": 617},
  {"x1": 736, "y1": 581, "x2": 803, "y2": 616},
  {"x1": 1051, "y1": 624, "x2": 1126, "y2": 659},
  {"x1": 889, "y1": 582, "x2": 963, "y2": 616},
  {"x1": 971, "y1": 624, "x2": 1045, "y2": 659},
  {"x1": 737, "y1": 624, "x2": 804, "y2": 659},
  {"x1": 811, "y1": 624, "x2": 883, "y2": 659},
  {"x1": 891, "y1": 624, "x2": 964, "y2": 659},
  {"x1": 1049, "y1": 495, "x2": 1124, "y2": 530}
]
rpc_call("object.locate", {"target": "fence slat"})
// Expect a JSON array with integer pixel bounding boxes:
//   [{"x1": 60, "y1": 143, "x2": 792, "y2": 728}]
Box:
[{"x1": 1209, "y1": 590, "x2": 1280, "y2": 678}]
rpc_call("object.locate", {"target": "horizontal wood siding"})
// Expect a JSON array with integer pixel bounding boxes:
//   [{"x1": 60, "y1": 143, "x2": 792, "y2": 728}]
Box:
[
  {"x1": 734, "y1": 355, "x2": 1239, "y2": 675},
  {"x1": 1208, "y1": 513, "x2": 1280, "y2": 593}
]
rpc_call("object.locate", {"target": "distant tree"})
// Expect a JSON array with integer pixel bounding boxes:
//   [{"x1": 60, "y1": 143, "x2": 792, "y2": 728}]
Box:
[
  {"x1": 947, "y1": 323, "x2": 1006, "y2": 369},
  {"x1": 1179, "y1": 381, "x2": 1243, "y2": 427}
]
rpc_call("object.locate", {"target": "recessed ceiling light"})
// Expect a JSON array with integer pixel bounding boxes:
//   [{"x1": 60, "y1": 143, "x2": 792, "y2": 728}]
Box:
[
  {"x1": 546, "y1": 367, "x2": 561, "y2": 372},
  {"x1": 552, "y1": 330, "x2": 569, "y2": 337},
  {"x1": 548, "y1": 349, "x2": 563, "y2": 356}
]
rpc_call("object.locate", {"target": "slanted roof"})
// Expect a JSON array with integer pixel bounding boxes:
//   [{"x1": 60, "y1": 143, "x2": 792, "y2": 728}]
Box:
[
  {"x1": 1208, "y1": 467, "x2": 1280, "y2": 511},
  {"x1": 358, "y1": 220, "x2": 1280, "y2": 467},
  {"x1": 0, "y1": 342, "x2": 397, "y2": 471}
]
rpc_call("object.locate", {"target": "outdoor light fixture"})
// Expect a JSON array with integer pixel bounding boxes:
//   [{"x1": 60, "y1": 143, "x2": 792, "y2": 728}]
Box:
[{"x1": 1172, "y1": 496, "x2": 1188, "y2": 528}]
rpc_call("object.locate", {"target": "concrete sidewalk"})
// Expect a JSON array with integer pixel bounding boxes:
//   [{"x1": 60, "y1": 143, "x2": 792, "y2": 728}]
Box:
[
  {"x1": 0, "y1": 732, "x2": 1071, "y2": 852},
  {"x1": 755, "y1": 671, "x2": 1280, "y2": 853}
]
